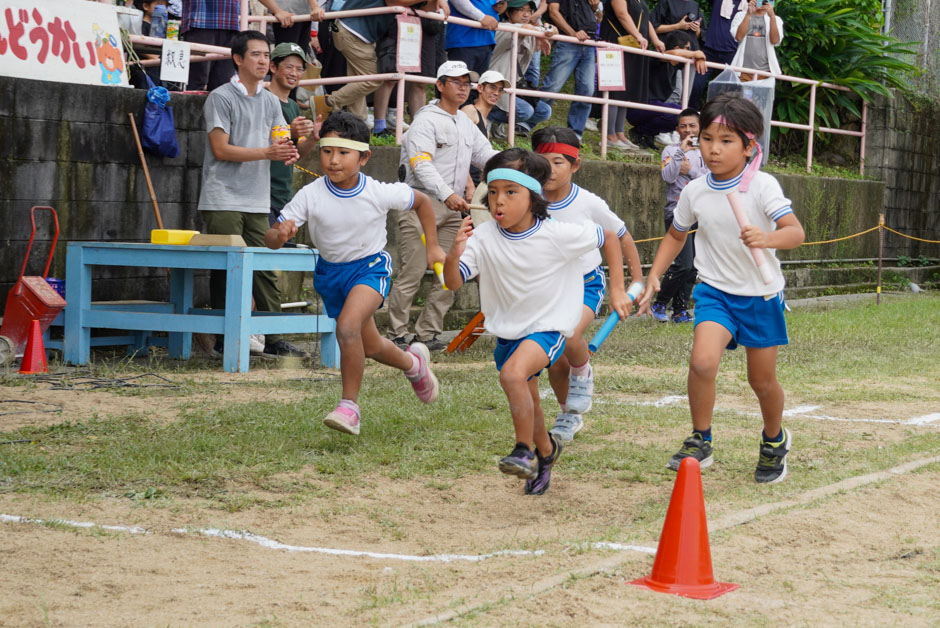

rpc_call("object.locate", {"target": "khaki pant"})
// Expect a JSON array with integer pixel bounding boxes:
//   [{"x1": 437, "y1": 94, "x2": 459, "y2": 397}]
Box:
[
  {"x1": 200, "y1": 210, "x2": 282, "y2": 343},
  {"x1": 330, "y1": 23, "x2": 382, "y2": 120},
  {"x1": 386, "y1": 197, "x2": 462, "y2": 341}
]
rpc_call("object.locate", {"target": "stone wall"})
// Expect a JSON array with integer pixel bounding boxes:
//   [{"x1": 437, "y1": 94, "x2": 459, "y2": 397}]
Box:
[
  {"x1": 863, "y1": 92, "x2": 940, "y2": 259},
  {"x1": 1, "y1": 74, "x2": 930, "y2": 315}
]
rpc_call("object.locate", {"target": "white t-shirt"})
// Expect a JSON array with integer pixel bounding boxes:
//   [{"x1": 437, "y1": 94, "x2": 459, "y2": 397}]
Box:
[
  {"x1": 458, "y1": 218, "x2": 605, "y2": 339},
  {"x1": 547, "y1": 184, "x2": 627, "y2": 275},
  {"x1": 673, "y1": 169, "x2": 792, "y2": 296},
  {"x1": 279, "y1": 173, "x2": 415, "y2": 263}
]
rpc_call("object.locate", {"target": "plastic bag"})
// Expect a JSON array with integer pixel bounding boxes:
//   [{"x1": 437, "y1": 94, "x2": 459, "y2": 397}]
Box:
[
  {"x1": 141, "y1": 75, "x2": 180, "y2": 158},
  {"x1": 707, "y1": 66, "x2": 774, "y2": 165}
]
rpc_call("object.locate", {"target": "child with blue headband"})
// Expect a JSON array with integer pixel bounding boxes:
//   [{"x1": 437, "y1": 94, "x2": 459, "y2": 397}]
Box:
[{"x1": 443, "y1": 148, "x2": 629, "y2": 495}]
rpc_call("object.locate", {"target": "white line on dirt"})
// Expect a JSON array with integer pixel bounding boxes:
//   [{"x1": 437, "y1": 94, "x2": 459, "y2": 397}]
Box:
[
  {"x1": 405, "y1": 453, "x2": 940, "y2": 627},
  {"x1": 907, "y1": 413, "x2": 940, "y2": 425},
  {"x1": 0, "y1": 513, "x2": 148, "y2": 534}
]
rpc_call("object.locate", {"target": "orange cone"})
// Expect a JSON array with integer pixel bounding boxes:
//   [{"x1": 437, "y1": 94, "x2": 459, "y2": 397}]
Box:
[
  {"x1": 18, "y1": 319, "x2": 48, "y2": 374},
  {"x1": 629, "y1": 457, "x2": 738, "y2": 599}
]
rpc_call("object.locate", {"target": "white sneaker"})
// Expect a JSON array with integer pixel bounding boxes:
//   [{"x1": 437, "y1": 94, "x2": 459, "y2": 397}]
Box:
[
  {"x1": 566, "y1": 366, "x2": 594, "y2": 413},
  {"x1": 584, "y1": 118, "x2": 599, "y2": 132},
  {"x1": 549, "y1": 412, "x2": 584, "y2": 442},
  {"x1": 366, "y1": 112, "x2": 374, "y2": 130},
  {"x1": 492, "y1": 122, "x2": 509, "y2": 140},
  {"x1": 608, "y1": 137, "x2": 642, "y2": 151},
  {"x1": 249, "y1": 334, "x2": 265, "y2": 355},
  {"x1": 654, "y1": 132, "x2": 674, "y2": 147},
  {"x1": 387, "y1": 108, "x2": 410, "y2": 131}
]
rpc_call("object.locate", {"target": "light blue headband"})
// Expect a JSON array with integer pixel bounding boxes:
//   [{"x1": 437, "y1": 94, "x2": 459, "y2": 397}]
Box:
[{"x1": 486, "y1": 168, "x2": 542, "y2": 194}]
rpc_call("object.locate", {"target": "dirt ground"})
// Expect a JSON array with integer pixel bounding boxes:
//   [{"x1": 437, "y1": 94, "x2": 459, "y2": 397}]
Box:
[{"x1": 1, "y1": 369, "x2": 939, "y2": 626}]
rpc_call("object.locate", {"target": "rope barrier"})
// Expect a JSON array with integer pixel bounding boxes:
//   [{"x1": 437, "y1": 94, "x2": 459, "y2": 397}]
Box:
[{"x1": 882, "y1": 226, "x2": 940, "y2": 244}]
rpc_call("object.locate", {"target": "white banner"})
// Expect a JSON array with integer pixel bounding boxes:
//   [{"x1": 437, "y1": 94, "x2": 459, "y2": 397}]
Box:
[
  {"x1": 0, "y1": 0, "x2": 129, "y2": 87},
  {"x1": 160, "y1": 38, "x2": 189, "y2": 83},
  {"x1": 396, "y1": 14, "x2": 421, "y2": 73}
]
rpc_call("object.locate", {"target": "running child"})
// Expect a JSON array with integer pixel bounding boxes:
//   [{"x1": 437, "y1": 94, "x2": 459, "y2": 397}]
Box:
[
  {"x1": 637, "y1": 93, "x2": 805, "y2": 483},
  {"x1": 531, "y1": 127, "x2": 644, "y2": 442},
  {"x1": 265, "y1": 112, "x2": 445, "y2": 436},
  {"x1": 443, "y1": 148, "x2": 629, "y2": 495}
]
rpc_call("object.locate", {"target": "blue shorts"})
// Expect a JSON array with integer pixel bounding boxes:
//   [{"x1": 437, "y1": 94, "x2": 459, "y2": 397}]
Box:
[
  {"x1": 693, "y1": 282, "x2": 788, "y2": 350},
  {"x1": 494, "y1": 331, "x2": 566, "y2": 379},
  {"x1": 314, "y1": 252, "x2": 392, "y2": 319},
  {"x1": 582, "y1": 267, "x2": 607, "y2": 315}
]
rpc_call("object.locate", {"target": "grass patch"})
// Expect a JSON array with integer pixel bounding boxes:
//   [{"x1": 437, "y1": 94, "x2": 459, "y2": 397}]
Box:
[{"x1": 0, "y1": 295, "x2": 938, "y2": 514}]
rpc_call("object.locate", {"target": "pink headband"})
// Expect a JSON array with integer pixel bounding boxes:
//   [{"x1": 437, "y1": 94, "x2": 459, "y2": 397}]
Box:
[{"x1": 713, "y1": 115, "x2": 762, "y2": 192}]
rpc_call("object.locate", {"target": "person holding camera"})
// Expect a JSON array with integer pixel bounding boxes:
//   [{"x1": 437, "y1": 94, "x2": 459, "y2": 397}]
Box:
[
  {"x1": 651, "y1": 0, "x2": 706, "y2": 48},
  {"x1": 649, "y1": 106, "x2": 707, "y2": 323},
  {"x1": 730, "y1": 0, "x2": 783, "y2": 81}
]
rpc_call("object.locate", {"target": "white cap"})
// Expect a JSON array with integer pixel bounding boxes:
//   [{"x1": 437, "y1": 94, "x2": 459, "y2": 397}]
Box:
[
  {"x1": 477, "y1": 70, "x2": 510, "y2": 87},
  {"x1": 436, "y1": 60, "x2": 479, "y2": 83}
]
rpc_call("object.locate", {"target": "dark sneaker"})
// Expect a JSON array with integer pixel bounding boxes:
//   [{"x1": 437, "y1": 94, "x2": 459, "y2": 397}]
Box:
[
  {"x1": 651, "y1": 303, "x2": 669, "y2": 322},
  {"x1": 498, "y1": 442, "x2": 538, "y2": 480},
  {"x1": 372, "y1": 128, "x2": 395, "y2": 140},
  {"x1": 672, "y1": 310, "x2": 694, "y2": 324},
  {"x1": 419, "y1": 337, "x2": 447, "y2": 352},
  {"x1": 755, "y1": 428, "x2": 792, "y2": 484},
  {"x1": 667, "y1": 432, "x2": 714, "y2": 471},
  {"x1": 390, "y1": 336, "x2": 409, "y2": 350},
  {"x1": 629, "y1": 128, "x2": 657, "y2": 150},
  {"x1": 264, "y1": 339, "x2": 308, "y2": 357},
  {"x1": 525, "y1": 434, "x2": 563, "y2": 495}
]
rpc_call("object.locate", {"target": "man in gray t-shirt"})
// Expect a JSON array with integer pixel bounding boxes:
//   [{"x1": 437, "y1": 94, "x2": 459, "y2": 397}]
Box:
[{"x1": 199, "y1": 30, "x2": 306, "y2": 357}]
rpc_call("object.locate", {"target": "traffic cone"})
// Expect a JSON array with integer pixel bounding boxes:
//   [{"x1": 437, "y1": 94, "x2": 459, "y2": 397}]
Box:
[
  {"x1": 18, "y1": 319, "x2": 48, "y2": 374},
  {"x1": 629, "y1": 457, "x2": 738, "y2": 599}
]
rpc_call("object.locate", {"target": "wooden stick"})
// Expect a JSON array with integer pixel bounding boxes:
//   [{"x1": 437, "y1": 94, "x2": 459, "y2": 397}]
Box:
[{"x1": 128, "y1": 112, "x2": 164, "y2": 230}]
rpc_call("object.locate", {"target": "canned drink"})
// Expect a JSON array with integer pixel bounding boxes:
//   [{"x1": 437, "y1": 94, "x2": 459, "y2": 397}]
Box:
[
  {"x1": 166, "y1": 19, "x2": 180, "y2": 40},
  {"x1": 271, "y1": 124, "x2": 291, "y2": 143}
]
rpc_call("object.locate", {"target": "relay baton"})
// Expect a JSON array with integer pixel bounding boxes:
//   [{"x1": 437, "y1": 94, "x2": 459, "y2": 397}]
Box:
[
  {"x1": 727, "y1": 191, "x2": 775, "y2": 285},
  {"x1": 588, "y1": 282, "x2": 644, "y2": 352},
  {"x1": 420, "y1": 233, "x2": 448, "y2": 290}
]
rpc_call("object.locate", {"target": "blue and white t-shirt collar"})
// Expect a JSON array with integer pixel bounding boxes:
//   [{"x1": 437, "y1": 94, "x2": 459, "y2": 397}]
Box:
[
  {"x1": 547, "y1": 184, "x2": 579, "y2": 211},
  {"x1": 706, "y1": 167, "x2": 746, "y2": 191},
  {"x1": 498, "y1": 218, "x2": 544, "y2": 240},
  {"x1": 325, "y1": 172, "x2": 366, "y2": 198}
]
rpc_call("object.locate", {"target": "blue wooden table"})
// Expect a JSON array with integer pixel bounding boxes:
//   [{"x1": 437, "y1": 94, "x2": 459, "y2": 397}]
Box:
[{"x1": 62, "y1": 242, "x2": 339, "y2": 372}]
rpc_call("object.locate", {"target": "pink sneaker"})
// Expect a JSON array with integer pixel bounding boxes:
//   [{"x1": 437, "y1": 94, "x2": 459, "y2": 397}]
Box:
[
  {"x1": 406, "y1": 342, "x2": 439, "y2": 403},
  {"x1": 323, "y1": 404, "x2": 360, "y2": 435}
]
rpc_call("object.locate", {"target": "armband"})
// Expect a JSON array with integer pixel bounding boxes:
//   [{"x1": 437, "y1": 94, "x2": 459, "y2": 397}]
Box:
[{"x1": 409, "y1": 152, "x2": 433, "y2": 169}]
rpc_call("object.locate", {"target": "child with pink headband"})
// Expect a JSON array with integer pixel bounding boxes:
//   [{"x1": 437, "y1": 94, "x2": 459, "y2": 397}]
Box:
[
  {"x1": 638, "y1": 93, "x2": 805, "y2": 484},
  {"x1": 443, "y1": 148, "x2": 628, "y2": 495}
]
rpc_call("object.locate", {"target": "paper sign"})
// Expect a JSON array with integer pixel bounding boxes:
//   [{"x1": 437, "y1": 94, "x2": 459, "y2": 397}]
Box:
[
  {"x1": 160, "y1": 39, "x2": 190, "y2": 83},
  {"x1": 396, "y1": 15, "x2": 422, "y2": 73},
  {"x1": 0, "y1": 0, "x2": 129, "y2": 87},
  {"x1": 596, "y1": 48, "x2": 625, "y2": 92}
]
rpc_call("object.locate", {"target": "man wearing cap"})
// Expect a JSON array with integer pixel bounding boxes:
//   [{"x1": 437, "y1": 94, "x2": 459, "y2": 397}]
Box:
[
  {"x1": 268, "y1": 42, "x2": 319, "y2": 225},
  {"x1": 385, "y1": 61, "x2": 498, "y2": 351}
]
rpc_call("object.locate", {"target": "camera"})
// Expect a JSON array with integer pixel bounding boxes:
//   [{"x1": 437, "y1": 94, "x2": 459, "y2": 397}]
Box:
[
  {"x1": 691, "y1": 136, "x2": 699, "y2": 148},
  {"x1": 760, "y1": 0, "x2": 774, "y2": 6}
]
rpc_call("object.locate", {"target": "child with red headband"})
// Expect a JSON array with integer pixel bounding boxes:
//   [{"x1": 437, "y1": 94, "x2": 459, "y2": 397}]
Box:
[
  {"x1": 443, "y1": 148, "x2": 628, "y2": 495},
  {"x1": 530, "y1": 127, "x2": 644, "y2": 443},
  {"x1": 638, "y1": 94, "x2": 805, "y2": 484}
]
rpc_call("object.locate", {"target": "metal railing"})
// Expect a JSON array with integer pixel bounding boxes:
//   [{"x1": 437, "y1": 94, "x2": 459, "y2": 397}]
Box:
[{"x1": 129, "y1": 1, "x2": 868, "y2": 173}]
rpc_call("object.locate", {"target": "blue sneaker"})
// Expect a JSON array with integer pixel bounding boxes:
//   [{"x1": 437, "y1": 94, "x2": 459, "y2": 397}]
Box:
[
  {"x1": 525, "y1": 434, "x2": 563, "y2": 495},
  {"x1": 651, "y1": 303, "x2": 669, "y2": 322},
  {"x1": 672, "y1": 310, "x2": 694, "y2": 323},
  {"x1": 549, "y1": 412, "x2": 583, "y2": 442},
  {"x1": 498, "y1": 443, "x2": 538, "y2": 479}
]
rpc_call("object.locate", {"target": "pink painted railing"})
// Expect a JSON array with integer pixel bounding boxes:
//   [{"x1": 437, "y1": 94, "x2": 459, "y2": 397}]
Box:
[{"x1": 129, "y1": 1, "x2": 867, "y2": 173}]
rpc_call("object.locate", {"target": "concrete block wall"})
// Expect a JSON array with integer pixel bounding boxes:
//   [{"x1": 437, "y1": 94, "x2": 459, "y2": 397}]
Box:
[{"x1": 864, "y1": 92, "x2": 940, "y2": 259}]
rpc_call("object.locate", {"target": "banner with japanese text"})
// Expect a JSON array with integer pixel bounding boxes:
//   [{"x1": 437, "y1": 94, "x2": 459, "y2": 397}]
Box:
[{"x1": 0, "y1": 0, "x2": 129, "y2": 87}]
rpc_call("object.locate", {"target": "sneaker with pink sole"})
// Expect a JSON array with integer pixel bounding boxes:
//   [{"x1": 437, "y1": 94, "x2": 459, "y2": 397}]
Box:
[
  {"x1": 323, "y1": 404, "x2": 360, "y2": 435},
  {"x1": 406, "y1": 342, "x2": 439, "y2": 403}
]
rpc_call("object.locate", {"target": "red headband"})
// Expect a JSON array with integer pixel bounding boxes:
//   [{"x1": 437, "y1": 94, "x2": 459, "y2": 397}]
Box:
[{"x1": 535, "y1": 142, "x2": 580, "y2": 158}]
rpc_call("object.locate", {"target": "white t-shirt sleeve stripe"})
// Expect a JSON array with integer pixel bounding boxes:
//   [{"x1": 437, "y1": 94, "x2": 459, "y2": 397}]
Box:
[
  {"x1": 595, "y1": 225, "x2": 605, "y2": 248},
  {"x1": 458, "y1": 260, "x2": 473, "y2": 281},
  {"x1": 673, "y1": 220, "x2": 691, "y2": 232},
  {"x1": 617, "y1": 225, "x2": 627, "y2": 238},
  {"x1": 771, "y1": 206, "x2": 793, "y2": 221},
  {"x1": 407, "y1": 188, "x2": 415, "y2": 210}
]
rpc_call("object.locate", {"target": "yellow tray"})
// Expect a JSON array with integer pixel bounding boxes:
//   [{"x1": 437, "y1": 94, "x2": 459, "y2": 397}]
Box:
[{"x1": 151, "y1": 229, "x2": 199, "y2": 245}]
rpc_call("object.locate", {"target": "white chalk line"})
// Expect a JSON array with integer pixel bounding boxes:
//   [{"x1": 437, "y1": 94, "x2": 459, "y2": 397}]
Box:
[
  {"x1": 1, "y1": 513, "x2": 658, "y2": 563},
  {"x1": 407, "y1": 452, "x2": 940, "y2": 627},
  {"x1": 633, "y1": 395, "x2": 940, "y2": 427}
]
